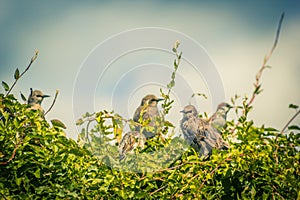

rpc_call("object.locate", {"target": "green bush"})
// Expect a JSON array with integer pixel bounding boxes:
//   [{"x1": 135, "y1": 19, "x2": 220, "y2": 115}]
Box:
[{"x1": 1, "y1": 88, "x2": 299, "y2": 199}]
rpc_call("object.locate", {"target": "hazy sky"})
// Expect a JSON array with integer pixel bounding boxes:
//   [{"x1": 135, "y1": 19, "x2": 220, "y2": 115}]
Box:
[{"x1": 1, "y1": 1, "x2": 299, "y2": 139}]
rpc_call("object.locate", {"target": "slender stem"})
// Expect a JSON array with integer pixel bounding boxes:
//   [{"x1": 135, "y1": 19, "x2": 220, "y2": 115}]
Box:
[
  {"x1": 44, "y1": 90, "x2": 59, "y2": 116},
  {"x1": 0, "y1": 193, "x2": 7, "y2": 200},
  {"x1": 230, "y1": 13, "x2": 284, "y2": 134},
  {"x1": 149, "y1": 185, "x2": 167, "y2": 196},
  {"x1": 280, "y1": 109, "x2": 300, "y2": 135},
  {"x1": 5, "y1": 50, "x2": 38, "y2": 97},
  {"x1": 247, "y1": 13, "x2": 284, "y2": 108},
  {"x1": 86, "y1": 119, "x2": 95, "y2": 152}
]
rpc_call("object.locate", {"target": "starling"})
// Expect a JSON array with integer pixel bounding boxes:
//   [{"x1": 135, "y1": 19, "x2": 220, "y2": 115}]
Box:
[
  {"x1": 133, "y1": 94, "x2": 163, "y2": 138},
  {"x1": 208, "y1": 102, "x2": 232, "y2": 149},
  {"x1": 27, "y1": 88, "x2": 50, "y2": 114},
  {"x1": 119, "y1": 131, "x2": 146, "y2": 160},
  {"x1": 180, "y1": 105, "x2": 217, "y2": 157},
  {"x1": 209, "y1": 102, "x2": 232, "y2": 131}
]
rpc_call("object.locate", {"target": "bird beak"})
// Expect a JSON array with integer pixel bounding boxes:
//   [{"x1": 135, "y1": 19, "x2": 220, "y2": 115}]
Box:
[
  {"x1": 227, "y1": 104, "x2": 233, "y2": 109},
  {"x1": 180, "y1": 110, "x2": 184, "y2": 113},
  {"x1": 157, "y1": 98, "x2": 164, "y2": 102},
  {"x1": 42, "y1": 95, "x2": 50, "y2": 98}
]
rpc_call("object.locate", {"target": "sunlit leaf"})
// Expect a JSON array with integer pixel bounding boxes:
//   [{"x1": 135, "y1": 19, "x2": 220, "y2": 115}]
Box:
[
  {"x1": 20, "y1": 92, "x2": 27, "y2": 102},
  {"x1": 288, "y1": 125, "x2": 300, "y2": 131},
  {"x1": 2, "y1": 81, "x2": 9, "y2": 92},
  {"x1": 51, "y1": 119, "x2": 67, "y2": 129},
  {"x1": 289, "y1": 104, "x2": 299, "y2": 109},
  {"x1": 14, "y1": 68, "x2": 20, "y2": 80}
]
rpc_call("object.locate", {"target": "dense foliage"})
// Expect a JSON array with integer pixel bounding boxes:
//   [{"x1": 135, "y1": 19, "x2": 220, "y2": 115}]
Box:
[{"x1": 1, "y1": 83, "x2": 299, "y2": 199}]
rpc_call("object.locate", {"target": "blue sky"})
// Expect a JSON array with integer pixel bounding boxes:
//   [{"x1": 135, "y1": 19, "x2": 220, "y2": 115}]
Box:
[{"x1": 1, "y1": 1, "x2": 299, "y2": 139}]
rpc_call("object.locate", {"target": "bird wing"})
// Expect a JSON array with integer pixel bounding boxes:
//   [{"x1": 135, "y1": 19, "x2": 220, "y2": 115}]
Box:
[{"x1": 133, "y1": 106, "x2": 142, "y2": 122}]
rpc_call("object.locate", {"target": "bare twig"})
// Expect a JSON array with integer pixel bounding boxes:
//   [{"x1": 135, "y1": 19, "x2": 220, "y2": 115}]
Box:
[
  {"x1": 149, "y1": 185, "x2": 167, "y2": 196},
  {"x1": 247, "y1": 13, "x2": 284, "y2": 107},
  {"x1": 279, "y1": 109, "x2": 300, "y2": 135},
  {"x1": 44, "y1": 90, "x2": 59, "y2": 116},
  {"x1": 5, "y1": 50, "x2": 39, "y2": 97},
  {"x1": 86, "y1": 119, "x2": 95, "y2": 152},
  {"x1": 230, "y1": 13, "x2": 284, "y2": 134}
]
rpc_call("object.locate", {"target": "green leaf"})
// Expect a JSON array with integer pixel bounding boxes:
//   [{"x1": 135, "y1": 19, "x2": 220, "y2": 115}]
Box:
[
  {"x1": 264, "y1": 127, "x2": 279, "y2": 132},
  {"x1": 167, "y1": 80, "x2": 175, "y2": 89},
  {"x1": 173, "y1": 59, "x2": 178, "y2": 67},
  {"x1": 171, "y1": 72, "x2": 175, "y2": 79},
  {"x1": 14, "y1": 68, "x2": 20, "y2": 80},
  {"x1": 288, "y1": 125, "x2": 300, "y2": 131},
  {"x1": 178, "y1": 52, "x2": 182, "y2": 60},
  {"x1": 34, "y1": 168, "x2": 41, "y2": 178},
  {"x1": 2, "y1": 81, "x2": 9, "y2": 92},
  {"x1": 20, "y1": 92, "x2": 27, "y2": 102},
  {"x1": 76, "y1": 118, "x2": 84, "y2": 126},
  {"x1": 51, "y1": 119, "x2": 67, "y2": 129},
  {"x1": 164, "y1": 120, "x2": 174, "y2": 127},
  {"x1": 254, "y1": 84, "x2": 262, "y2": 95},
  {"x1": 15, "y1": 177, "x2": 22, "y2": 186},
  {"x1": 289, "y1": 104, "x2": 299, "y2": 109}
]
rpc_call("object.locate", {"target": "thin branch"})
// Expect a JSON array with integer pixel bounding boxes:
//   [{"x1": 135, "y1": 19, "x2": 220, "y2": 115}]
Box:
[
  {"x1": 5, "y1": 50, "x2": 39, "y2": 97},
  {"x1": 199, "y1": 165, "x2": 220, "y2": 189},
  {"x1": 0, "y1": 193, "x2": 7, "y2": 200},
  {"x1": 44, "y1": 90, "x2": 59, "y2": 116},
  {"x1": 176, "y1": 173, "x2": 200, "y2": 196},
  {"x1": 230, "y1": 13, "x2": 284, "y2": 134},
  {"x1": 149, "y1": 185, "x2": 167, "y2": 196},
  {"x1": 161, "y1": 40, "x2": 182, "y2": 116},
  {"x1": 86, "y1": 119, "x2": 95, "y2": 152},
  {"x1": 247, "y1": 13, "x2": 284, "y2": 108},
  {"x1": 279, "y1": 109, "x2": 300, "y2": 135},
  {"x1": 0, "y1": 140, "x2": 22, "y2": 165}
]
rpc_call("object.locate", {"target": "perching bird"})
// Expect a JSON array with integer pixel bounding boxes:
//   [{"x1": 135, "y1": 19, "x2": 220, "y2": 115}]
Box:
[
  {"x1": 181, "y1": 105, "x2": 229, "y2": 157},
  {"x1": 209, "y1": 102, "x2": 232, "y2": 132},
  {"x1": 119, "y1": 131, "x2": 146, "y2": 160},
  {"x1": 133, "y1": 94, "x2": 163, "y2": 139},
  {"x1": 208, "y1": 102, "x2": 232, "y2": 149},
  {"x1": 180, "y1": 105, "x2": 217, "y2": 157},
  {"x1": 27, "y1": 88, "x2": 50, "y2": 114}
]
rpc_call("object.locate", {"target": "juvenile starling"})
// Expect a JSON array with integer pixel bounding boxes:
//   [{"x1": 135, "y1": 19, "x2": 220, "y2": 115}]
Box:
[
  {"x1": 208, "y1": 102, "x2": 232, "y2": 149},
  {"x1": 27, "y1": 88, "x2": 50, "y2": 114},
  {"x1": 180, "y1": 105, "x2": 217, "y2": 157},
  {"x1": 119, "y1": 131, "x2": 146, "y2": 160},
  {"x1": 209, "y1": 102, "x2": 232, "y2": 131},
  {"x1": 133, "y1": 94, "x2": 163, "y2": 138}
]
